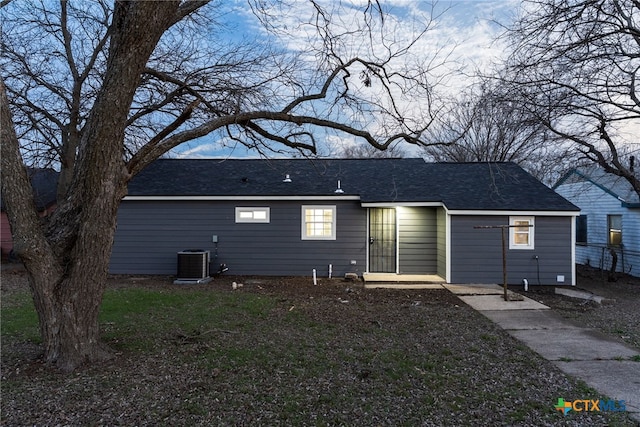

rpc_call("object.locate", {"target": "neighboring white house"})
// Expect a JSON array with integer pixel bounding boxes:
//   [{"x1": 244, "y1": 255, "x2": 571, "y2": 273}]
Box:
[{"x1": 554, "y1": 167, "x2": 640, "y2": 277}]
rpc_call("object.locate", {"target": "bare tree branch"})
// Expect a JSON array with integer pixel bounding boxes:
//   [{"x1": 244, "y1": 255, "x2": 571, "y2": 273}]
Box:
[
  {"x1": 0, "y1": 0, "x2": 450, "y2": 370},
  {"x1": 498, "y1": 0, "x2": 640, "y2": 194}
]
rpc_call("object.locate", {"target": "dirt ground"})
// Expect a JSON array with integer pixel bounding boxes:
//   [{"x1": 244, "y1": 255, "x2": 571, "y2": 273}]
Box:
[
  {"x1": 153, "y1": 264, "x2": 640, "y2": 351},
  {"x1": 1, "y1": 264, "x2": 639, "y2": 426},
  {"x1": 4, "y1": 263, "x2": 640, "y2": 351}
]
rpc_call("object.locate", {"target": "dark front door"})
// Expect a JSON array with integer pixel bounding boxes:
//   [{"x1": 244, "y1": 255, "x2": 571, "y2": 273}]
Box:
[{"x1": 369, "y1": 208, "x2": 397, "y2": 273}]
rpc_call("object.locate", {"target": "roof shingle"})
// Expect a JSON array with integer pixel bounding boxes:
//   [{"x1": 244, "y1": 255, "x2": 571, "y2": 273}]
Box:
[{"x1": 127, "y1": 158, "x2": 578, "y2": 211}]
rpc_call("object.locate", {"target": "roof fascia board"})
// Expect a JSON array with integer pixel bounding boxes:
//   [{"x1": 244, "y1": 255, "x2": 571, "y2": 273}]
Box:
[
  {"x1": 360, "y1": 202, "x2": 445, "y2": 208},
  {"x1": 446, "y1": 209, "x2": 579, "y2": 217},
  {"x1": 123, "y1": 195, "x2": 361, "y2": 201},
  {"x1": 552, "y1": 169, "x2": 575, "y2": 189}
]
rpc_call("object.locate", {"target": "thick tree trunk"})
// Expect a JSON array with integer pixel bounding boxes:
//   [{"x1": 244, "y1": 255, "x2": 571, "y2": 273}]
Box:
[
  {"x1": 17, "y1": 161, "x2": 126, "y2": 370},
  {"x1": 18, "y1": 157, "x2": 126, "y2": 371},
  {"x1": 2, "y1": 1, "x2": 199, "y2": 371},
  {"x1": 28, "y1": 262, "x2": 114, "y2": 371},
  {"x1": 3, "y1": 57, "x2": 125, "y2": 370},
  {"x1": 2, "y1": 76, "x2": 122, "y2": 371},
  {"x1": 41, "y1": 2, "x2": 182, "y2": 370}
]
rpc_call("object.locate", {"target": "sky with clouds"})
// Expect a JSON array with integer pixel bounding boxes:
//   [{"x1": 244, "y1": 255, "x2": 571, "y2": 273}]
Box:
[{"x1": 172, "y1": 0, "x2": 520, "y2": 159}]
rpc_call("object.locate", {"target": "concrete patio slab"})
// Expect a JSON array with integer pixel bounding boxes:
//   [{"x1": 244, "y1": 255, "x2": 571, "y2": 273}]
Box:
[
  {"x1": 554, "y1": 360, "x2": 640, "y2": 420},
  {"x1": 443, "y1": 284, "x2": 503, "y2": 295},
  {"x1": 364, "y1": 283, "x2": 444, "y2": 289},
  {"x1": 447, "y1": 285, "x2": 640, "y2": 424},
  {"x1": 457, "y1": 294, "x2": 550, "y2": 311},
  {"x1": 508, "y1": 328, "x2": 640, "y2": 361},
  {"x1": 362, "y1": 273, "x2": 444, "y2": 283},
  {"x1": 555, "y1": 287, "x2": 613, "y2": 304},
  {"x1": 480, "y1": 309, "x2": 583, "y2": 330}
]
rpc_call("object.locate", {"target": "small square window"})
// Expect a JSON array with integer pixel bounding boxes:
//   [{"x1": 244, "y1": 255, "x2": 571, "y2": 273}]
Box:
[
  {"x1": 235, "y1": 207, "x2": 270, "y2": 223},
  {"x1": 509, "y1": 216, "x2": 534, "y2": 250},
  {"x1": 301, "y1": 206, "x2": 336, "y2": 240}
]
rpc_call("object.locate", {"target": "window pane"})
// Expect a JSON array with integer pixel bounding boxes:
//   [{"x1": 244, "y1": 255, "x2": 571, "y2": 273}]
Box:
[
  {"x1": 514, "y1": 232, "x2": 529, "y2": 245},
  {"x1": 609, "y1": 231, "x2": 622, "y2": 246},
  {"x1": 513, "y1": 220, "x2": 530, "y2": 245},
  {"x1": 576, "y1": 215, "x2": 587, "y2": 243},
  {"x1": 307, "y1": 223, "x2": 322, "y2": 236},
  {"x1": 236, "y1": 207, "x2": 269, "y2": 223},
  {"x1": 608, "y1": 215, "x2": 622, "y2": 246},
  {"x1": 302, "y1": 206, "x2": 336, "y2": 239},
  {"x1": 609, "y1": 215, "x2": 622, "y2": 229},
  {"x1": 509, "y1": 216, "x2": 534, "y2": 249},
  {"x1": 323, "y1": 223, "x2": 332, "y2": 235}
]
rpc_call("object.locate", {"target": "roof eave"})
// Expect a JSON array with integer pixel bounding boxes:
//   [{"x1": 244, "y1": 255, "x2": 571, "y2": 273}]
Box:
[
  {"x1": 445, "y1": 208, "x2": 580, "y2": 216},
  {"x1": 122, "y1": 195, "x2": 362, "y2": 201}
]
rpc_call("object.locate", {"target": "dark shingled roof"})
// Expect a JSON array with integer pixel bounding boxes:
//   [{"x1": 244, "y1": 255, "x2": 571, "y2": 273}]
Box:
[
  {"x1": 127, "y1": 158, "x2": 578, "y2": 212},
  {"x1": 1, "y1": 168, "x2": 59, "y2": 212}
]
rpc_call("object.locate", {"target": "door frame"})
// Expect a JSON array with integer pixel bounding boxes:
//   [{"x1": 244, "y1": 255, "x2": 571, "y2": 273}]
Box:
[{"x1": 367, "y1": 207, "x2": 399, "y2": 273}]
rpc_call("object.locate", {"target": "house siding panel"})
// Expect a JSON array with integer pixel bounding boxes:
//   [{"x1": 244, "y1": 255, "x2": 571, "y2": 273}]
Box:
[
  {"x1": 450, "y1": 215, "x2": 573, "y2": 285},
  {"x1": 436, "y1": 208, "x2": 447, "y2": 279},
  {"x1": 555, "y1": 181, "x2": 640, "y2": 276},
  {"x1": 110, "y1": 200, "x2": 367, "y2": 276},
  {"x1": 398, "y1": 207, "x2": 437, "y2": 274}
]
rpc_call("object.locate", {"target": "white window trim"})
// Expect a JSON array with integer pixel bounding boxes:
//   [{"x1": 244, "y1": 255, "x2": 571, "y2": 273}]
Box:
[
  {"x1": 235, "y1": 207, "x2": 270, "y2": 223},
  {"x1": 509, "y1": 216, "x2": 535, "y2": 250},
  {"x1": 301, "y1": 205, "x2": 336, "y2": 240}
]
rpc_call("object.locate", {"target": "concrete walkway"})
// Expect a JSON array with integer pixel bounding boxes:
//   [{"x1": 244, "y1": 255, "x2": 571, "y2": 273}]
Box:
[{"x1": 443, "y1": 284, "x2": 640, "y2": 423}]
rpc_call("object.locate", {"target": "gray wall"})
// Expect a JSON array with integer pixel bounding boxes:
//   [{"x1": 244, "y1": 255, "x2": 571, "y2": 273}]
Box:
[
  {"x1": 110, "y1": 200, "x2": 367, "y2": 277},
  {"x1": 450, "y1": 215, "x2": 573, "y2": 285},
  {"x1": 397, "y1": 207, "x2": 437, "y2": 274},
  {"x1": 436, "y1": 208, "x2": 447, "y2": 279}
]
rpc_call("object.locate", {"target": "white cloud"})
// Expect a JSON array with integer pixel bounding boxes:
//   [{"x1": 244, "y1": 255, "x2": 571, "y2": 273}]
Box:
[
  {"x1": 180, "y1": 1, "x2": 521, "y2": 158},
  {"x1": 234, "y1": 0, "x2": 516, "y2": 90}
]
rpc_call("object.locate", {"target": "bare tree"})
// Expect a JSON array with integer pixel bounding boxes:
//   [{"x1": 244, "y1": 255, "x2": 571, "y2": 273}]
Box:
[
  {"x1": 422, "y1": 82, "x2": 579, "y2": 185},
  {"x1": 1, "y1": 1, "x2": 447, "y2": 370},
  {"x1": 336, "y1": 142, "x2": 407, "y2": 158},
  {"x1": 499, "y1": 0, "x2": 640, "y2": 194}
]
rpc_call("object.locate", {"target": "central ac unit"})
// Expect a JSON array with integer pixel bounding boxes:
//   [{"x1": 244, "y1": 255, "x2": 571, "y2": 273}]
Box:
[{"x1": 177, "y1": 250, "x2": 210, "y2": 280}]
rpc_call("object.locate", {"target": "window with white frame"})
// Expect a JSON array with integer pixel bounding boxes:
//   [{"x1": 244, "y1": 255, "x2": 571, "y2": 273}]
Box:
[
  {"x1": 235, "y1": 207, "x2": 270, "y2": 223},
  {"x1": 509, "y1": 216, "x2": 534, "y2": 249},
  {"x1": 301, "y1": 206, "x2": 336, "y2": 240}
]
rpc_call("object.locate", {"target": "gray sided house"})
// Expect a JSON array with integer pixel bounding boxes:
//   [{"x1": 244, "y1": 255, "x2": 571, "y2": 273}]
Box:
[
  {"x1": 110, "y1": 158, "x2": 579, "y2": 285},
  {"x1": 554, "y1": 167, "x2": 640, "y2": 277}
]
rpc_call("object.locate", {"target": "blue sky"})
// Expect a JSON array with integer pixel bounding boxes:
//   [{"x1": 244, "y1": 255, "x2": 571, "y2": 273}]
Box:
[{"x1": 171, "y1": 0, "x2": 519, "y2": 159}]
